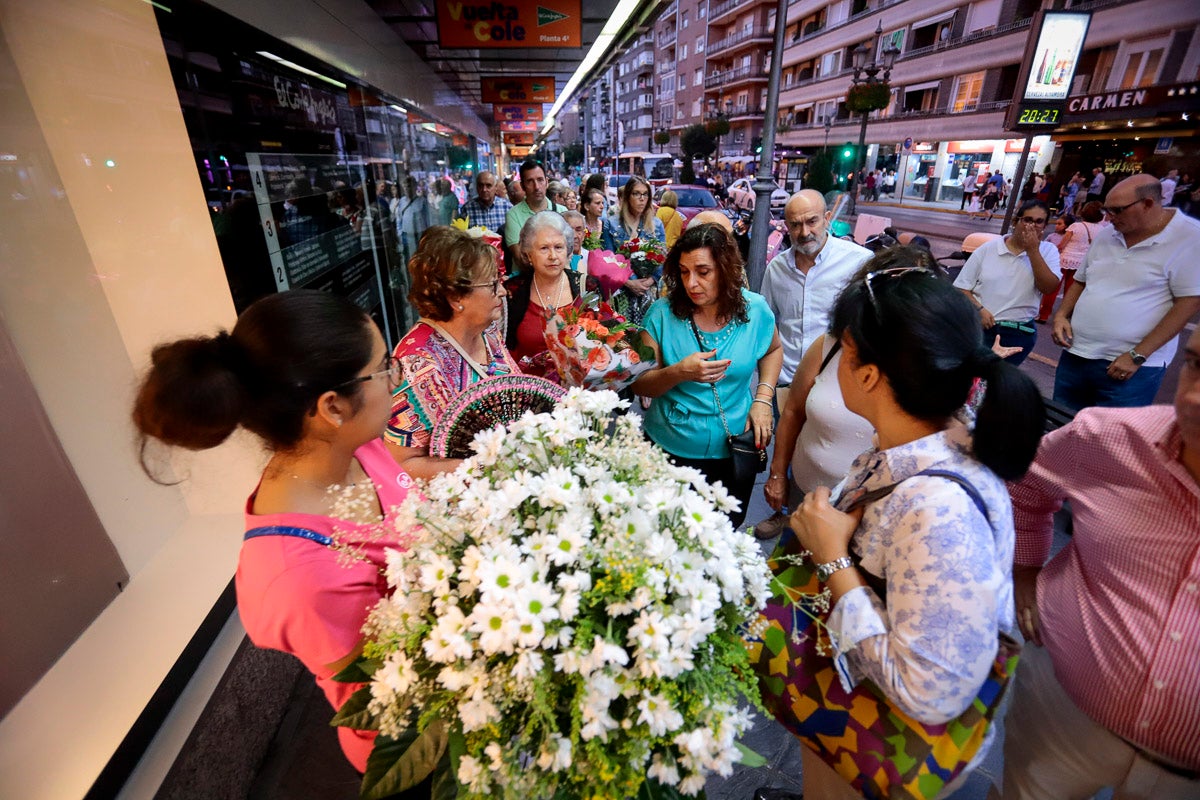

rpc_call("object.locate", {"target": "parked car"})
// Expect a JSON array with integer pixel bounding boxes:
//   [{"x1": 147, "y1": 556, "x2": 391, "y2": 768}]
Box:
[
  {"x1": 727, "y1": 177, "x2": 789, "y2": 214},
  {"x1": 654, "y1": 184, "x2": 718, "y2": 224}
]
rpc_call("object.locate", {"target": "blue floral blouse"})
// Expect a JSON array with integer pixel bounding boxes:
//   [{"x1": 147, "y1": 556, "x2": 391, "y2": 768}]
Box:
[{"x1": 828, "y1": 423, "x2": 1017, "y2": 725}]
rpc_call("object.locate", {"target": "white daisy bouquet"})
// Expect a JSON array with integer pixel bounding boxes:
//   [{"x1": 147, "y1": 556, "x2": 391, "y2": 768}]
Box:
[{"x1": 334, "y1": 389, "x2": 772, "y2": 800}]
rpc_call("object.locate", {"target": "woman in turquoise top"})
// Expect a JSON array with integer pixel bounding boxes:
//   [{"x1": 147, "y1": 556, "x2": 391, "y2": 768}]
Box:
[{"x1": 633, "y1": 223, "x2": 783, "y2": 527}]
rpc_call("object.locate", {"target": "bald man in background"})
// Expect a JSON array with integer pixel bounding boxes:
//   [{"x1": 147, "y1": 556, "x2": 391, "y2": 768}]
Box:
[{"x1": 686, "y1": 209, "x2": 735, "y2": 233}]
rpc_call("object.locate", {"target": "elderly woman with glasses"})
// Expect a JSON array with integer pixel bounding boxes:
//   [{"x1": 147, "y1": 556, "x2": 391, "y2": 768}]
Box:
[
  {"x1": 387, "y1": 226, "x2": 519, "y2": 479},
  {"x1": 503, "y1": 211, "x2": 594, "y2": 372},
  {"x1": 632, "y1": 223, "x2": 782, "y2": 527},
  {"x1": 131, "y1": 290, "x2": 416, "y2": 774},
  {"x1": 603, "y1": 175, "x2": 668, "y2": 324},
  {"x1": 780, "y1": 264, "x2": 1045, "y2": 798},
  {"x1": 952, "y1": 199, "x2": 1062, "y2": 365}
]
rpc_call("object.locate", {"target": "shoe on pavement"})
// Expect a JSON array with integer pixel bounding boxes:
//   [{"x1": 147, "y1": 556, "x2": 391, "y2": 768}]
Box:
[{"x1": 751, "y1": 511, "x2": 788, "y2": 540}]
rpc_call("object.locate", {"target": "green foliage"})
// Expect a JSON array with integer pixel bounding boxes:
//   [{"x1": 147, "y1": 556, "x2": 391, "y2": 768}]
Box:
[
  {"x1": 653, "y1": 130, "x2": 672, "y2": 147},
  {"x1": 805, "y1": 150, "x2": 837, "y2": 195},
  {"x1": 562, "y1": 142, "x2": 585, "y2": 167},
  {"x1": 846, "y1": 81, "x2": 892, "y2": 113},
  {"x1": 637, "y1": 777, "x2": 698, "y2": 800},
  {"x1": 360, "y1": 721, "x2": 449, "y2": 800},
  {"x1": 680, "y1": 124, "x2": 716, "y2": 160},
  {"x1": 704, "y1": 117, "x2": 730, "y2": 138},
  {"x1": 329, "y1": 686, "x2": 382, "y2": 731}
]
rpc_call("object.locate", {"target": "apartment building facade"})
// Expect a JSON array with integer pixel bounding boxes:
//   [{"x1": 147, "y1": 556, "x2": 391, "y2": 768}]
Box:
[{"x1": 774, "y1": 0, "x2": 1199, "y2": 200}]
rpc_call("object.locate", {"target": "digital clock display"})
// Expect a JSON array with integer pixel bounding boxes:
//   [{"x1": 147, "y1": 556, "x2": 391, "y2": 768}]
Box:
[{"x1": 1017, "y1": 106, "x2": 1061, "y2": 125}]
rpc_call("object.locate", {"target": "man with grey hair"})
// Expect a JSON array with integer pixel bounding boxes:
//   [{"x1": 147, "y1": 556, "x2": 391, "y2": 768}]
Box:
[
  {"x1": 754, "y1": 189, "x2": 871, "y2": 538},
  {"x1": 458, "y1": 171, "x2": 512, "y2": 232},
  {"x1": 1052, "y1": 173, "x2": 1200, "y2": 410}
]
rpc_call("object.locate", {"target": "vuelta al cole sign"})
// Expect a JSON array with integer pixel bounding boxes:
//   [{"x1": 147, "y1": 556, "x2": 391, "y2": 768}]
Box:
[{"x1": 436, "y1": 0, "x2": 581, "y2": 48}]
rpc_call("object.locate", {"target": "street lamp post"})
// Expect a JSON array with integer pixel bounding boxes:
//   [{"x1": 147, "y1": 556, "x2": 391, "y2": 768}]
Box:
[
  {"x1": 707, "y1": 98, "x2": 732, "y2": 171},
  {"x1": 823, "y1": 116, "x2": 832, "y2": 151},
  {"x1": 846, "y1": 21, "x2": 899, "y2": 217}
]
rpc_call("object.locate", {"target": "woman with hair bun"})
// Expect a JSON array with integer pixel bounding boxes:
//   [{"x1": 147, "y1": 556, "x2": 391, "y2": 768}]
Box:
[
  {"x1": 132, "y1": 289, "x2": 414, "y2": 775},
  {"x1": 387, "y1": 226, "x2": 519, "y2": 478},
  {"x1": 785, "y1": 263, "x2": 1045, "y2": 797}
]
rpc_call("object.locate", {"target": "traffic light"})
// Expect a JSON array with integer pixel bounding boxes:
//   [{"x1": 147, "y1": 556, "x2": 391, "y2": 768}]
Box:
[
  {"x1": 752, "y1": 136, "x2": 763, "y2": 154},
  {"x1": 841, "y1": 142, "x2": 854, "y2": 161}
]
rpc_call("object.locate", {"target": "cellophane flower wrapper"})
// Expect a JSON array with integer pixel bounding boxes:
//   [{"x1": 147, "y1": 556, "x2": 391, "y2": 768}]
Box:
[
  {"x1": 453, "y1": 218, "x2": 506, "y2": 273},
  {"x1": 343, "y1": 390, "x2": 772, "y2": 800},
  {"x1": 617, "y1": 237, "x2": 667, "y2": 280},
  {"x1": 543, "y1": 297, "x2": 656, "y2": 392}
]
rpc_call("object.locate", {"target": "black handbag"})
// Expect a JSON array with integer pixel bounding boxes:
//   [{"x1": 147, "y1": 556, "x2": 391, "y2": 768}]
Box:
[{"x1": 687, "y1": 318, "x2": 768, "y2": 486}]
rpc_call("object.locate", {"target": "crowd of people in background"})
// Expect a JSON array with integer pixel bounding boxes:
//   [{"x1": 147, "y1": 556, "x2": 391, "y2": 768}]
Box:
[{"x1": 184, "y1": 159, "x2": 1200, "y2": 799}]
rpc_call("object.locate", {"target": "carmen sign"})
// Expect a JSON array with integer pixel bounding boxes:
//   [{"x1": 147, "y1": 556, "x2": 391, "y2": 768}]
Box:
[
  {"x1": 437, "y1": 0, "x2": 581, "y2": 48},
  {"x1": 1064, "y1": 82, "x2": 1199, "y2": 120},
  {"x1": 481, "y1": 76, "x2": 556, "y2": 103}
]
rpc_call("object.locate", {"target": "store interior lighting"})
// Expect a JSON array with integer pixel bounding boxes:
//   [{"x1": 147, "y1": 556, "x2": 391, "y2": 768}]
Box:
[{"x1": 255, "y1": 51, "x2": 347, "y2": 89}]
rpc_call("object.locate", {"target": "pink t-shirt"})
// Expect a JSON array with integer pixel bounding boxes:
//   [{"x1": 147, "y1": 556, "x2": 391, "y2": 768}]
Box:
[{"x1": 236, "y1": 438, "x2": 416, "y2": 772}]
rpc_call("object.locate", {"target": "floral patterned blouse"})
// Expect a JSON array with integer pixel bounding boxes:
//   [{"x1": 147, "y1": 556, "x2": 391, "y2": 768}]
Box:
[{"x1": 827, "y1": 422, "x2": 1017, "y2": 724}]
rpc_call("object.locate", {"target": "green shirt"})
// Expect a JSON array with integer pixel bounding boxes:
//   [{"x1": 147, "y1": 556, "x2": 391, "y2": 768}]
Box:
[{"x1": 504, "y1": 199, "x2": 566, "y2": 247}]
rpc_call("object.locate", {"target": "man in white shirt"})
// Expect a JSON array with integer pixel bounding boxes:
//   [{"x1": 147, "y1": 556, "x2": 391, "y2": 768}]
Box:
[
  {"x1": 1052, "y1": 174, "x2": 1200, "y2": 410},
  {"x1": 761, "y1": 190, "x2": 872, "y2": 408},
  {"x1": 753, "y1": 190, "x2": 870, "y2": 538},
  {"x1": 954, "y1": 200, "x2": 1061, "y2": 365},
  {"x1": 1161, "y1": 169, "x2": 1179, "y2": 206},
  {"x1": 1086, "y1": 167, "x2": 1106, "y2": 204}
]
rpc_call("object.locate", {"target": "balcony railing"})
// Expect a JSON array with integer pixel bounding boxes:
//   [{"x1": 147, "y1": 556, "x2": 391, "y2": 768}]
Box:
[
  {"x1": 708, "y1": 25, "x2": 773, "y2": 56},
  {"x1": 658, "y1": 28, "x2": 677, "y2": 47},
  {"x1": 705, "y1": 62, "x2": 768, "y2": 90},
  {"x1": 710, "y1": 0, "x2": 769, "y2": 23},
  {"x1": 899, "y1": 17, "x2": 1032, "y2": 62}
]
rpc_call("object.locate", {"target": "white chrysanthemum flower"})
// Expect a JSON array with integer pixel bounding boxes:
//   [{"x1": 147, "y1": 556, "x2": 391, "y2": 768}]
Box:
[
  {"x1": 423, "y1": 605, "x2": 473, "y2": 663},
  {"x1": 371, "y1": 650, "x2": 417, "y2": 704},
  {"x1": 535, "y1": 734, "x2": 572, "y2": 772},
  {"x1": 647, "y1": 752, "x2": 681, "y2": 787},
  {"x1": 636, "y1": 692, "x2": 684, "y2": 736},
  {"x1": 468, "y1": 601, "x2": 520, "y2": 656},
  {"x1": 459, "y1": 695, "x2": 500, "y2": 732},
  {"x1": 457, "y1": 754, "x2": 487, "y2": 792},
  {"x1": 544, "y1": 526, "x2": 586, "y2": 567},
  {"x1": 417, "y1": 552, "x2": 456, "y2": 595},
  {"x1": 679, "y1": 772, "x2": 707, "y2": 796},
  {"x1": 470, "y1": 425, "x2": 507, "y2": 464}
]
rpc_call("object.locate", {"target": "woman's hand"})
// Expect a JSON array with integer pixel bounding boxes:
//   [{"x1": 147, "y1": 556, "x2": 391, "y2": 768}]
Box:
[
  {"x1": 763, "y1": 473, "x2": 788, "y2": 511},
  {"x1": 747, "y1": 399, "x2": 773, "y2": 449},
  {"x1": 623, "y1": 277, "x2": 655, "y2": 295},
  {"x1": 789, "y1": 486, "x2": 864, "y2": 564},
  {"x1": 991, "y1": 334, "x2": 1023, "y2": 360},
  {"x1": 676, "y1": 349, "x2": 730, "y2": 383},
  {"x1": 1013, "y1": 564, "x2": 1043, "y2": 646}
]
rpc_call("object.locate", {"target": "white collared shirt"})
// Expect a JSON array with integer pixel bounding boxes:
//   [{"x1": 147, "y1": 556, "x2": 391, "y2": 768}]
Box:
[
  {"x1": 953, "y1": 236, "x2": 1061, "y2": 323},
  {"x1": 761, "y1": 236, "x2": 872, "y2": 383},
  {"x1": 1070, "y1": 210, "x2": 1200, "y2": 365}
]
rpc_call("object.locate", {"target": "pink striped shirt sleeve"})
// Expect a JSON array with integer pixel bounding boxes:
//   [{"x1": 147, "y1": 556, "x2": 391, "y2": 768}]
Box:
[{"x1": 1008, "y1": 405, "x2": 1200, "y2": 769}]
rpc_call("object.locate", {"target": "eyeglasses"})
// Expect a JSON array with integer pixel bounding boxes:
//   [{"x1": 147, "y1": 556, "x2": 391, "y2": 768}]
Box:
[
  {"x1": 334, "y1": 355, "x2": 401, "y2": 391},
  {"x1": 1101, "y1": 199, "x2": 1141, "y2": 217},
  {"x1": 863, "y1": 266, "x2": 935, "y2": 319},
  {"x1": 1018, "y1": 216, "x2": 1048, "y2": 226},
  {"x1": 469, "y1": 277, "x2": 503, "y2": 296},
  {"x1": 630, "y1": 191, "x2": 650, "y2": 199}
]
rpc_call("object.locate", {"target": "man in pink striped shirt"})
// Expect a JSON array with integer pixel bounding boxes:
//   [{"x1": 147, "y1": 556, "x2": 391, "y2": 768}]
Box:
[{"x1": 999, "y1": 325, "x2": 1200, "y2": 798}]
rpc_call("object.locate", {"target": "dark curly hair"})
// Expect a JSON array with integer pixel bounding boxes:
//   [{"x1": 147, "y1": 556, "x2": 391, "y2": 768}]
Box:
[
  {"x1": 408, "y1": 226, "x2": 500, "y2": 321},
  {"x1": 663, "y1": 223, "x2": 748, "y2": 324}
]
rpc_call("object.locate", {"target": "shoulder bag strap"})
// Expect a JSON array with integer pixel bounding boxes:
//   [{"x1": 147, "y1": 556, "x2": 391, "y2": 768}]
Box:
[
  {"x1": 688, "y1": 316, "x2": 731, "y2": 438},
  {"x1": 818, "y1": 337, "x2": 842, "y2": 375},
  {"x1": 244, "y1": 525, "x2": 332, "y2": 546},
  {"x1": 420, "y1": 319, "x2": 490, "y2": 381}
]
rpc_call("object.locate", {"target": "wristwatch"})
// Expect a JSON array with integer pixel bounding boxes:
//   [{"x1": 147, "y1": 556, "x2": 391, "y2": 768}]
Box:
[
  {"x1": 815, "y1": 556, "x2": 855, "y2": 582},
  {"x1": 1128, "y1": 348, "x2": 1147, "y2": 366}
]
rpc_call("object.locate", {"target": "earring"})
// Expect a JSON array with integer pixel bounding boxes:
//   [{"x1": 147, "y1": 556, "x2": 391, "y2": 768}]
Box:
[{"x1": 457, "y1": 304, "x2": 464, "y2": 311}]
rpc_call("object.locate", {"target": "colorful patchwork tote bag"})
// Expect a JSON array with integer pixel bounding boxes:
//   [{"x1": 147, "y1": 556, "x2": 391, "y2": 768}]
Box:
[{"x1": 744, "y1": 469, "x2": 1021, "y2": 800}]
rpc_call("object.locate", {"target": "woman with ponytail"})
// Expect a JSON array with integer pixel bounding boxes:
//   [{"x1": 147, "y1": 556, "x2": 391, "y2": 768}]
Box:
[
  {"x1": 783, "y1": 258, "x2": 1045, "y2": 797},
  {"x1": 132, "y1": 290, "x2": 414, "y2": 775}
]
